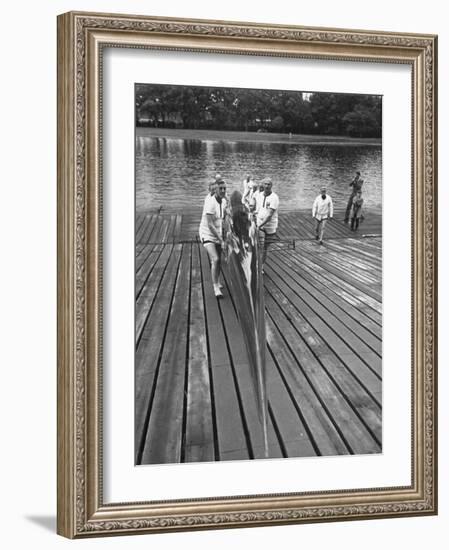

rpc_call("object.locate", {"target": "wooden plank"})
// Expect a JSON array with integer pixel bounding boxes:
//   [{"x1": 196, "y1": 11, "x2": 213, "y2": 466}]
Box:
[
  {"x1": 134, "y1": 208, "x2": 383, "y2": 464},
  {"x1": 139, "y1": 208, "x2": 382, "y2": 244},
  {"x1": 297, "y1": 241, "x2": 382, "y2": 317},
  {"x1": 272, "y1": 247, "x2": 382, "y2": 358},
  {"x1": 266, "y1": 274, "x2": 382, "y2": 408},
  {"x1": 264, "y1": 310, "x2": 350, "y2": 456},
  {"x1": 141, "y1": 214, "x2": 158, "y2": 244},
  {"x1": 181, "y1": 211, "x2": 201, "y2": 242},
  {"x1": 277, "y1": 250, "x2": 382, "y2": 355},
  {"x1": 184, "y1": 243, "x2": 215, "y2": 463},
  {"x1": 298, "y1": 242, "x2": 382, "y2": 305},
  {"x1": 329, "y1": 238, "x2": 382, "y2": 266},
  {"x1": 314, "y1": 244, "x2": 382, "y2": 289},
  {"x1": 173, "y1": 214, "x2": 182, "y2": 242},
  {"x1": 284, "y1": 212, "x2": 316, "y2": 239},
  {"x1": 264, "y1": 280, "x2": 381, "y2": 453},
  {"x1": 136, "y1": 214, "x2": 151, "y2": 245},
  {"x1": 140, "y1": 214, "x2": 158, "y2": 245},
  {"x1": 305, "y1": 240, "x2": 382, "y2": 284},
  {"x1": 135, "y1": 246, "x2": 163, "y2": 296},
  {"x1": 136, "y1": 244, "x2": 174, "y2": 341},
  {"x1": 290, "y1": 245, "x2": 382, "y2": 326},
  {"x1": 265, "y1": 351, "x2": 318, "y2": 458},
  {"x1": 217, "y1": 274, "x2": 284, "y2": 459},
  {"x1": 148, "y1": 217, "x2": 168, "y2": 244},
  {"x1": 135, "y1": 244, "x2": 183, "y2": 463},
  {"x1": 135, "y1": 243, "x2": 146, "y2": 259},
  {"x1": 158, "y1": 215, "x2": 174, "y2": 244},
  {"x1": 169, "y1": 215, "x2": 178, "y2": 242},
  {"x1": 266, "y1": 260, "x2": 382, "y2": 379},
  {"x1": 288, "y1": 247, "x2": 382, "y2": 326},
  {"x1": 136, "y1": 244, "x2": 158, "y2": 275},
  {"x1": 135, "y1": 214, "x2": 147, "y2": 237},
  {"x1": 198, "y1": 245, "x2": 249, "y2": 460},
  {"x1": 141, "y1": 245, "x2": 192, "y2": 464}
]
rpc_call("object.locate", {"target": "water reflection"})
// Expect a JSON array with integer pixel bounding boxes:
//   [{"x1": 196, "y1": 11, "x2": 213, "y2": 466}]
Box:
[{"x1": 136, "y1": 135, "x2": 382, "y2": 211}]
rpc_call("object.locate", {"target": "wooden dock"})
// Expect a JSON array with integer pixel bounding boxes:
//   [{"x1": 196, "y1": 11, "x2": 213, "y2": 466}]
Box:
[{"x1": 135, "y1": 208, "x2": 382, "y2": 464}]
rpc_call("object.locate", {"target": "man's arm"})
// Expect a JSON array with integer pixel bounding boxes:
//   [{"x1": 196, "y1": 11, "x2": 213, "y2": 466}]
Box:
[
  {"x1": 328, "y1": 197, "x2": 334, "y2": 218},
  {"x1": 312, "y1": 197, "x2": 318, "y2": 218},
  {"x1": 206, "y1": 213, "x2": 223, "y2": 242},
  {"x1": 258, "y1": 208, "x2": 274, "y2": 230}
]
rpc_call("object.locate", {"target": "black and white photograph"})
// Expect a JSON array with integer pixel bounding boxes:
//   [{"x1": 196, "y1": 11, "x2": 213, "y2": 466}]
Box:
[{"x1": 134, "y1": 83, "x2": 382, "y2": 466}]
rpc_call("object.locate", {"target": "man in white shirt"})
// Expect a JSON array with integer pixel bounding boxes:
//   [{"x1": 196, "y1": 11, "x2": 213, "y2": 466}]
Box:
[
  {"x1": 312, "y1": 186, "x2": 333, "y2": 245},
  {"x1": 249, "y1": 182, "x2": 265, "y2": 219},
  {"x1": 199, "y1": 178, "x2": 227, "y2": 297},
  {"x1": 242, "y1": 174, "x2": 256, "y2": 207},
  {"x1": 257, "y1": 177, "x2": 280, "y2": 268}
]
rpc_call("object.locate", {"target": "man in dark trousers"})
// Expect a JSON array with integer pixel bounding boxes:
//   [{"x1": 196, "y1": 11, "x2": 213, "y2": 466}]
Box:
[{"x1": 344, "y1": 171, "x2": 364, "y2": 223}]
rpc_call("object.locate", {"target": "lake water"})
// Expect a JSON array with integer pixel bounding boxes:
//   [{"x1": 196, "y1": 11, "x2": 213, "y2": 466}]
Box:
[{"x1": 136, "y1": 132, "x2": 382, "y2": 213}]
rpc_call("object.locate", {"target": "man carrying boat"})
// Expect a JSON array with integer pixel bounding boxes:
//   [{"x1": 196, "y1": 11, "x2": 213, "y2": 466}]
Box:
[
  {"x1": 199, "y1": 177, "x2": 228, "y2": 298},
  {"x1": 257, "y1": 177, "x2": 280, "y2": 269},
  {"x1": 249, "y1": 181, "x2": 265, "y2": 220}
]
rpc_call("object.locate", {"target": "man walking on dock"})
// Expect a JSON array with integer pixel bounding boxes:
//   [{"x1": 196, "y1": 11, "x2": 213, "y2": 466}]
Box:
[{"x1": 312, "y1": 186, "x2": 333, "y2": 245}]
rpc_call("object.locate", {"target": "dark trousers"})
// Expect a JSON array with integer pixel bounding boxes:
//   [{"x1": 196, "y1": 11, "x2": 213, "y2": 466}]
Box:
[
  {"x1": 345, "y1": 193, "x2": 356, "y2": 221},
  {"x1": 351, "y1": 217, "x2": 360, "y2": 231}
]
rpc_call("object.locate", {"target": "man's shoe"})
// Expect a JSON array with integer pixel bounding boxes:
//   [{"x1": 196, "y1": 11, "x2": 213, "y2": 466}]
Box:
[
  {"x1": 319, "y1": 240, "x2": 323, "y2": 245},
  {"x1": 214, "y1": 285, "x2": 223, "y2": 298}
]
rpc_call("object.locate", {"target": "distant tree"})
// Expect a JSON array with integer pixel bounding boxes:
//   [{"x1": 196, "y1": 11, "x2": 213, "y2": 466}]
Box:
[
  {"x1": 135, "y1": 84, "x2": 381, "y2": 138},
  {"x1": 309, "y1": 93, "x2": 338, "y2": 134},
  {"x1": 341, "y1": 95, "x2": 381, "y2": 137},
  {"x1": 342, "y1": 106, "x2": 378, "y2": 137},
  {"x1": 270, "y1": 115, "x2": 284, "y2": 132},
  {"x1": 234, "y1": 89, "x2": 258, "y2": 131}
]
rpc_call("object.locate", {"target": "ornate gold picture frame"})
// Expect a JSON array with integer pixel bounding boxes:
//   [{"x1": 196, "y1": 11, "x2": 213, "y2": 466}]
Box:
[{"x1": 57, "y1": 11, "x2": 437, "y2": 538}]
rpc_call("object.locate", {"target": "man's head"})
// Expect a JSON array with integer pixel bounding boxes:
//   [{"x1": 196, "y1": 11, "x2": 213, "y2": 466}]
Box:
[
  {"x1": 262, "y1": 177, "x2": 273, "y2": 194},
  {"x1": 356, "y1": 171, "x2": 361, "y2": 176},
  {"x1": 320, "y1": 186, "x2": 327, "y2": 199},
  {"x1": 215, "y1": 178, "x2": 227, "y2": 199}
]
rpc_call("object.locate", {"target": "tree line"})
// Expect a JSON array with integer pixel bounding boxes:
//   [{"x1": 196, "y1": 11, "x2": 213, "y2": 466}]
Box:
[{"x1": 136, "y1": 84, "x2": 381, "y2": 138}]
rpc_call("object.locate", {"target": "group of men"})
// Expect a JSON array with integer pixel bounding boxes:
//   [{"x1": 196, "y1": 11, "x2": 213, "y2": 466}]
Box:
[
  {"x1": 199, "y1": 171, "x2": 364, "y2": 298},
  {"x1": 199, "y1": 173, "x2": 279, "y2": 297}
]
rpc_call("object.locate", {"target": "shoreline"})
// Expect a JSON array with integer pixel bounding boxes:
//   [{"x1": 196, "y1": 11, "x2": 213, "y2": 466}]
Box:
[{"x1": 136, "y1": 127, "x2": 381, "y2": 147}]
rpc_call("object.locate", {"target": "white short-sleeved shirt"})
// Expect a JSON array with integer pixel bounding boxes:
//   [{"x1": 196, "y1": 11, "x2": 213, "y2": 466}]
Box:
[
  {"x1": 257, "y1": 192, "x2": 279, "y2": 234},
  {"x1": 251, "y1": 189, "x2": 265, "y2": 214},
  {"x1": 242, "y1": 179, "x2": 256, "y2": 205},
  {"x1": 199, "y1": 194, "x2": 227, "y2": 243}
]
